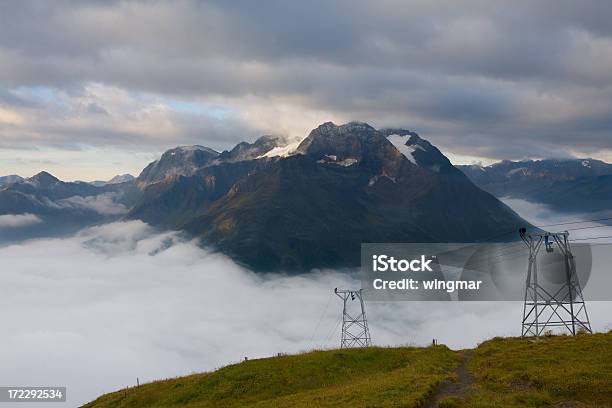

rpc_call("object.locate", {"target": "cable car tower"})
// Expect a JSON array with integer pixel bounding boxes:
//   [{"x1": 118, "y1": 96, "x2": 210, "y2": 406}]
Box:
[
  {"x1": 334, "y1": 288, "x2": 371, "y2": 348},
  {"x1": 519, "y1": 228, "x2": 592, "y2": 337}
]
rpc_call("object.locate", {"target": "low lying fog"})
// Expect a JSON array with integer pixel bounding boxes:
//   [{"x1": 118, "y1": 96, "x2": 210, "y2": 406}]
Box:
[{"x1": 1, "y1": 199, "x2": 611, "y2": 406}]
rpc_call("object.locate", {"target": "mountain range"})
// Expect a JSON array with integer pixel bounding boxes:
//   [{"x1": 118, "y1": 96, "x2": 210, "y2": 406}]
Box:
[
  {"x1": 6, "y1": 121, "x2": 597, "y2": 271},
  {"x1": 457, "y1": 159, "x2": 612, "y2": 213},
  {"x1": 0, "y1": 171, "x2": 140, "y2": 242}
]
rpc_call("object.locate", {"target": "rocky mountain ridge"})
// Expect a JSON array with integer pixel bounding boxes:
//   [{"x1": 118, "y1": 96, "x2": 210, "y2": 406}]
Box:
[{"x1": 1, "y1": 121, "x2": 533, "y2": 271}]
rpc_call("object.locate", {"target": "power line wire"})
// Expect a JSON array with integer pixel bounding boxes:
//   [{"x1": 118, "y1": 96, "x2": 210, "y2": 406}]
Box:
[
  {"x1": 566, "y1": 224, "x2": 612, "y2": 232},
  {"x1": 537, "y1": 216, "x2": 612, "y2": 228},
  {"x1": 310, "y1": 293, "x2": 333, "y2": 342},
  {"x1": 570, "y1": 235, "x2": 612, "y2": 242},
  {"x1": 478, "y1": 215, "x2": 612, "y2": 242}
]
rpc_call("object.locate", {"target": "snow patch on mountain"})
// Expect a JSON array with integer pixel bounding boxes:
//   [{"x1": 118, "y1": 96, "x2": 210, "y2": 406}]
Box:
[
  {"x1": 387, "y1": 134, "x2": 417, "y2": 164},
  {"x1": 259, "y1": 139, "x2": 303, "y2": 158}
]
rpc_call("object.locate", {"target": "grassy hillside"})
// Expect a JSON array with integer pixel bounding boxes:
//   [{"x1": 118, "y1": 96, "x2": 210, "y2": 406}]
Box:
[
  {"x1": 84, "y1": 333, "x2": 612, "y2": 408},
  {"x1": 83, "y1": 346, "x2": 459, "y2": 407},
  {"x1": 443, "y1": 332, "x2": 612, "y2": 408}
]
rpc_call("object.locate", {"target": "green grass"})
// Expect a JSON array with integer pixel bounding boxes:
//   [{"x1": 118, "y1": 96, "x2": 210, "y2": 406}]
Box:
[
  {"x1": 84, "y1": 333, "x2": 612, "y2": 408},
  {"x1": 444, "y1": 332, "x2": 612, "y2": 408},
  {"x1": 84, "y1": 346, "x2": 459, "y2": 407}
]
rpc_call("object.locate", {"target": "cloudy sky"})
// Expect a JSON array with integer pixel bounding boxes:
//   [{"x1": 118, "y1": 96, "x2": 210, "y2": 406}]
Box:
[{"x1": 1, "y1": 0, "x2": 612, "y2": 180}]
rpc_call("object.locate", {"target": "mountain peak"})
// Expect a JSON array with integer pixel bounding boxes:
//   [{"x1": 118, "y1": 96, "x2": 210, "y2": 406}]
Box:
[
  {"x1": 378, "y1": 128, "x2": 456, "y2": 174},
  {"x1": 345, "y1": 121, "x2": 375, "y2": 130},
  {"x1": 296, "y1": 120, "x2": 381, "y2": 158},
  {"x1": 28, "y1": 171, "x2": 60, "y2": 186},
  {"x1": 138, "y1": 145, "x2": 220, "y2": 184},
  {"x1": 315, "y1": 121, "x2": 376, "y2": 131},
  {"x1": 296, "y1": 121, "x2": 458, "y2": 174},
  {"x1": 217, "y1": 134, "x2": 290, "y2": 162},
  {"x1": 107, "y1": 174, "x2": 135, "y2": 184},
  {"x1": 317, "y1": 121, "x2": 337, "y2": 129},
  {"x1": 167, "y1": 145, "x2": 219, "y2": 156}
]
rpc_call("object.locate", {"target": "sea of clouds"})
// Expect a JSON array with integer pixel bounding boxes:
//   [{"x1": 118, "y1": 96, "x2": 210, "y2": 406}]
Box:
[{"x1": 0, "y1": 199, "x2": 611, "y2": 406}]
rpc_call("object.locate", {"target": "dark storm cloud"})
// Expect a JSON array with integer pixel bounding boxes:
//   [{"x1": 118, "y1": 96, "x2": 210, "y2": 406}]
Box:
[{"x1": 0, "y1": 0, "x2": 611, "y2": 160}]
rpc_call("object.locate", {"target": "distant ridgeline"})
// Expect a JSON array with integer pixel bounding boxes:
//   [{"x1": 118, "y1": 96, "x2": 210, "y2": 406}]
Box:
[
  {"x1": 1, "y1": 121, "x2": 541, "y2": 271},
  {"x1": 458, "y1": 159, "x2": 612, "y2": 213}
]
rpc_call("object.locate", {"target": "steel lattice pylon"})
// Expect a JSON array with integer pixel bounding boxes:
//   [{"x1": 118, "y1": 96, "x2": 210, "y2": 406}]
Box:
[
  {"x1": 519, "y1": 228, "x2": 592, "y2": 337},
  {"x1": 334, "y1": 288, "x2": 372, "y2": 348}
]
